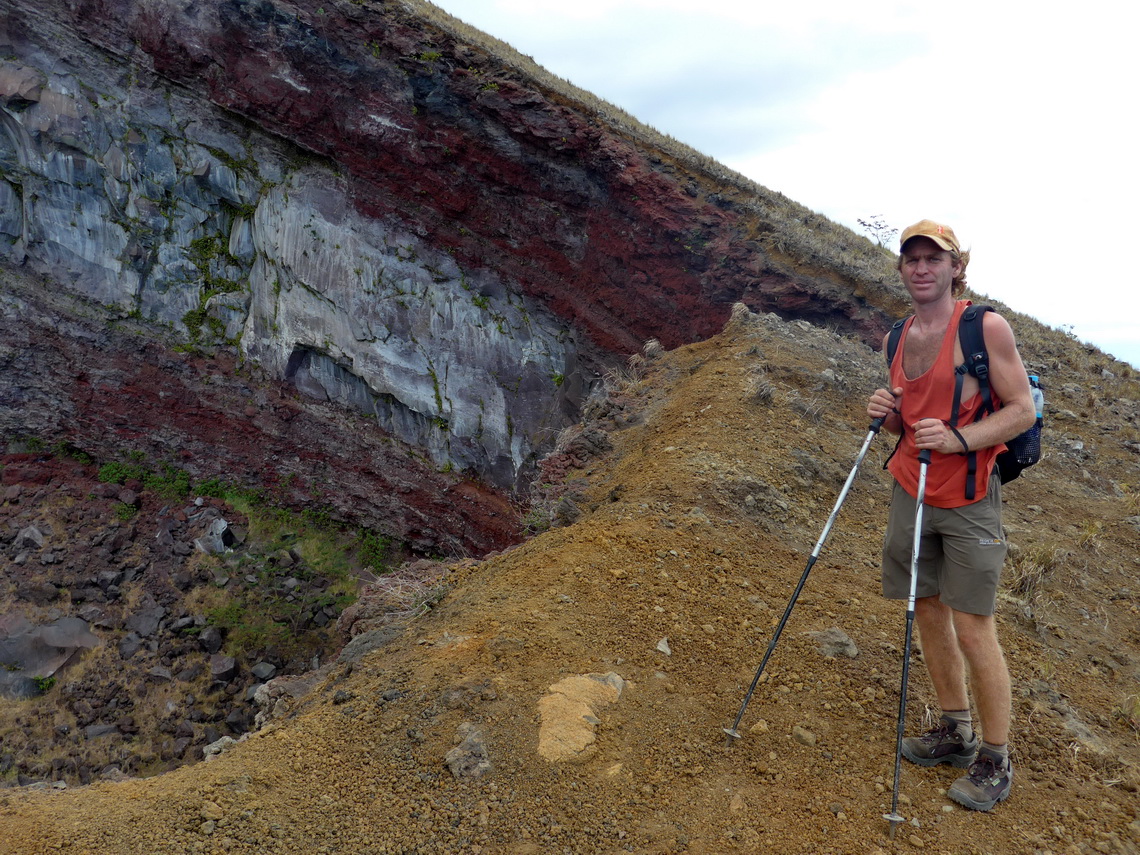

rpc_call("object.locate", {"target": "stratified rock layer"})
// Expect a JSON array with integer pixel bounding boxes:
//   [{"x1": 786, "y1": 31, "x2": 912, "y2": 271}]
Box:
[{"x1": 1, "y1": 0, "x2": 902, "y2": 551}]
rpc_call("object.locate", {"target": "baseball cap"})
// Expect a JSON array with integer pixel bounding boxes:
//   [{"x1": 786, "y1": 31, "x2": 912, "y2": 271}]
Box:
[{"x1": 899, "y1": 219, "x2": 960, "y2": 253}]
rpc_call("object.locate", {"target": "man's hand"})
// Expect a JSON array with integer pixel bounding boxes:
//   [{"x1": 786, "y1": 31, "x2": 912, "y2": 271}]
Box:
[
  {"x1": 911, "y1": 418, "x2": 966, "y2": 454},
  {"x1": 868, "y1": 387, "x2": 902, "y2": 421}
]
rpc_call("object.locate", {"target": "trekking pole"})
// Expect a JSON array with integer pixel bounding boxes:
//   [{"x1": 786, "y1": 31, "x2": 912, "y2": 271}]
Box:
[
  {"x1": 884, "y1": 447, "x2": 931, "y2": 839},
  {"x1": 724, "y1": 417, "x2": 885, "y2": 747}
]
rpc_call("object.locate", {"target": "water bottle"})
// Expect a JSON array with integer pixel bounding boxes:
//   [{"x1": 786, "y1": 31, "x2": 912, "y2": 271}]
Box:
[{"x1": 1029, "y1": 375, "x2": 1044, "y2": 422}]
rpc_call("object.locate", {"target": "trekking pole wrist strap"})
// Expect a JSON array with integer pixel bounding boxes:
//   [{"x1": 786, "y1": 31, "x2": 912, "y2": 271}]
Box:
[{"x1": 948, "y1": 425, "x2": 969, "y2": 454}]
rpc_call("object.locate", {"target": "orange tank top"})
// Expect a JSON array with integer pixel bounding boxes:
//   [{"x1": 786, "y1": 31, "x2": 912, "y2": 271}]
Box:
[{"x1": 887, "y1": 300, "x2": 1004, "y2": 508}]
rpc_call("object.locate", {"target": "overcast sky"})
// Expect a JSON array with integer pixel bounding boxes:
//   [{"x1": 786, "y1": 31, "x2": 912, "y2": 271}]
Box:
[{"x1": 432, "y1": 0, "x2": 1140, "y2": 370}]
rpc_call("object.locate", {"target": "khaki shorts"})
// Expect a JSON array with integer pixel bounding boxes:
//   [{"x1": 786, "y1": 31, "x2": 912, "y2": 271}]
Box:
[{"x1": 881, "y1": 471, "x2": 1006, "y2": 616}]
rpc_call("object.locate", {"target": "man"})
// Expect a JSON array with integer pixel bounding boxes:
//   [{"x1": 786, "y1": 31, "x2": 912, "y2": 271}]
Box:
[{"x1": 867, "y1": 219, "x2": 1035, "y2": 811}]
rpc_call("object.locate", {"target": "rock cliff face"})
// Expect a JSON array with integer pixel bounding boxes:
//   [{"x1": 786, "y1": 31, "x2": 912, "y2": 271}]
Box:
[
  {"x1": 0, "y1": 0, "x2": 901, "y2": 552},
  {"x1": 0, "y1": 281, "x2": 520, "y2": 554}
]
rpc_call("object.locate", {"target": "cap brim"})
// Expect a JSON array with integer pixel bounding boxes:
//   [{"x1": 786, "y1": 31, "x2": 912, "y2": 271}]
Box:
[{"x1": 901, "y1": 233, "x2": 955, "y2": 252}]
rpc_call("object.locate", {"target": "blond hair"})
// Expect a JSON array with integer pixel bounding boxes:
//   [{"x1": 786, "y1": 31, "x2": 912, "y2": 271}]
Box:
[{"x1": 949, "y1": 248, "x2": 970, "y2": 297}]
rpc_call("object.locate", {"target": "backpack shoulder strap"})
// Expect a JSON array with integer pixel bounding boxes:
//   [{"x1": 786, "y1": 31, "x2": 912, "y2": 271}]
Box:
[
  {"x1": 880, "y1": 316, "x2": 910, "y2": 474},
  {"x1": 954, "y1": 304, "x2": 997, "y2": 501},
  {"x1": 957, "y1": 304, "x2": 995, "y2": 416},
  {"x1": 885, "y1": 316, "x2": 909, "y2": 368}
]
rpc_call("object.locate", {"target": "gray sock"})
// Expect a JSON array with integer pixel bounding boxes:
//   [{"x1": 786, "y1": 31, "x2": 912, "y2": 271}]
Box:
[
  {"x1": 980, "y1": 742, "x2": 1010, "y2": 768},
  {"x1": 942, "y1": 709, "x2": 973, "y2": 741}
]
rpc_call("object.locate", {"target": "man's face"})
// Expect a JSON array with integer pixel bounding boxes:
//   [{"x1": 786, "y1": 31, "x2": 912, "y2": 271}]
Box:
[{"x1": 898, "y1": 237, "x2": 962, "y2": 305}]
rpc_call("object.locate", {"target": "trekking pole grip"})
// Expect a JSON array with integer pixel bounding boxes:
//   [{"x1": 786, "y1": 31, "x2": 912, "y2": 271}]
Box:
[
  {"x1": 869, "y1": 416, "x2": 885, "y2": 433},
  {"x1": 918, "y1": 448, "x2": 931, "y2": 465}
]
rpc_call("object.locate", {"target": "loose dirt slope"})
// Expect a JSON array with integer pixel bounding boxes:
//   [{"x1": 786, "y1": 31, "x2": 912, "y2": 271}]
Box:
[{"x1": 2, "y1": 307, "x2": 1139, "y2": 854}]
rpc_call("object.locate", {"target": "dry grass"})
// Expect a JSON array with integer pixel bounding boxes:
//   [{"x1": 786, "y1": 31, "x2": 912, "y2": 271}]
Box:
[
  {"x1": 600, "y1": 350, "x2": 652, "y2": 396},
  {"x1": 1074, "y1": 521, "x2": 1105, "y2": 555},
  {"x1": 790, "y1": 394, "x2": 825, "y2": 423},
  {"x1": 360, "y1": 573, "x2": 449, "y2": 620},
  {"x1": 1004, "y1": 542, "x2": 1064, "y2": 602},
  {"x1": 744, "y1": 368, "x2": 776, "y2": 404},
  {"x1": 1115, "y1": 695, "x2": 1140, "y2": 734}
]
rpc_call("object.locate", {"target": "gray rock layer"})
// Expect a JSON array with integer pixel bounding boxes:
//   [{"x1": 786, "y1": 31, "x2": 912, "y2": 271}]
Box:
[{"x1": 0, "y1": 16, "x2": 581, "y2": 489}]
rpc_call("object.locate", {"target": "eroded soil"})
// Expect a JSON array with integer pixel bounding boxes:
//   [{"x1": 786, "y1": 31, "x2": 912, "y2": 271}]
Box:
[{"x1": 2, "y1": 308, "x2": 1139, "y2": 855}]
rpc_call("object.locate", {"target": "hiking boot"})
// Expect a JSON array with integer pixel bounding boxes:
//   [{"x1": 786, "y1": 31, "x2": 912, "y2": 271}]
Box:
[
  {"x1": 901, "y1": 715, "x2": 978, "y2": 768},
  {"x1": 948, "y1": 750, "x2": 1013, "y2": 811}
]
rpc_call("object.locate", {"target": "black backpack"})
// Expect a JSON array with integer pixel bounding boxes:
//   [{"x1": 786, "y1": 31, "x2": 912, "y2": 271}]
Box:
[{"x1": 886, "y1": 304, "x2": 1042, "y2": 499}]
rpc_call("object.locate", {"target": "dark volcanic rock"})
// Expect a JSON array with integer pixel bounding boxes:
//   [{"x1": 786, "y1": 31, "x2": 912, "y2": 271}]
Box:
[
  {"x1": 198, "y1": 627, "x2": 224, "y2": 655},
  {"x1": 209, "y1": 654, "x2": 238, "y2": 684}
]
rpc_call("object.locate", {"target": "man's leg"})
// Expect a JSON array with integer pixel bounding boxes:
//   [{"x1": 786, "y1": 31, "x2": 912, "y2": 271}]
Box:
[
  {"x1": 932, "y1": 470, "x2": 1009, "y2": 742},
  {"x1": 950, "y1": 610, "x2": 1010, "y2": 745},
  {"x1": 900, "y1": 595, "x2": 978, "y2": 767},
  {"x1": 946, "y1": 610, "x2": 1013, "y2": 811},
  {"x1": 914, "y1": 595, "x2": 969, "y2": 711}
]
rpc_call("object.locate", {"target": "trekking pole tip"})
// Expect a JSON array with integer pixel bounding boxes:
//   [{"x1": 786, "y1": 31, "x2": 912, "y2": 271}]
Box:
[
  {"x1": 883, "y1": 812, "x2": 905, "y2": 839},
  {"x1": 722, "y1": 727, "x2": 741, "y2": 746}
]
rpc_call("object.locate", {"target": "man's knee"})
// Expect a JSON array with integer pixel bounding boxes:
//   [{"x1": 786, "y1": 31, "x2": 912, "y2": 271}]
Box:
[
  {"x1": 952, "y1": 612, "x2": 1000, "y2": 657},
  {"x1": 914, "y1": 595, "x2": 950, "y2": 623}
]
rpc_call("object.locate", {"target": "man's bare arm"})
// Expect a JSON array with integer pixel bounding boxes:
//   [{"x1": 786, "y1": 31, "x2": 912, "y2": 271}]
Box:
[
  {"x1": 954, "y1": 312, "x2": 1035, "y2": 450},
  {"x1": 867, "y1": 331, "x2": 904, "y2": 435}
]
